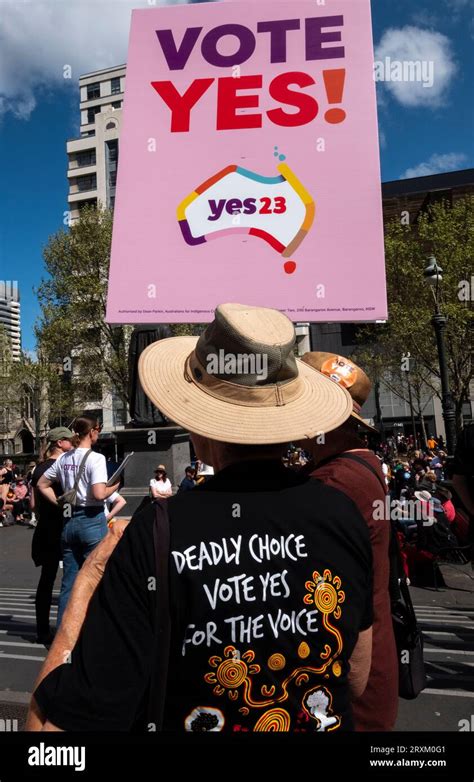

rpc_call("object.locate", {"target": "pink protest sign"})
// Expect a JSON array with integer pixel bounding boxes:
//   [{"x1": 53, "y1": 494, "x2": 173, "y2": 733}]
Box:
[{"x1": 106, "y1": 0, "x2": 387, "y2": 323}]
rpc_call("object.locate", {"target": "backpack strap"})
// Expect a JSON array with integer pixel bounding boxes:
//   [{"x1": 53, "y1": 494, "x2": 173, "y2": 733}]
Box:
[
  {"x1": 148, "y1": 499, "x2": 171, "y2": 731},
  {"x1": 72, "y1": 448, "x2": 92, "y2": 492},
  {"x1": 332, "y1": 452, "x2": 405, "y2": 602},
  {"x1": 334, "y1": 452, "x2": 388, "y2": 494}
]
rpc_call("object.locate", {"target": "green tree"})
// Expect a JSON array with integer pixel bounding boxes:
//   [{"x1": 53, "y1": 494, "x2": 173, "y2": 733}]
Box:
[
  {"x1": 36, "y1": 206, "x2": 132, "y2": 413},
  {"x1": 357, "y1": 196, "x2": 474, "y2": 432},
  {"x1": 0, "y1": 326, "x2": 68, "y2": 454}
]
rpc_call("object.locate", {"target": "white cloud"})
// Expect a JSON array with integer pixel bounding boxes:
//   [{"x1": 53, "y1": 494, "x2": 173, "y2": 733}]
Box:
[
  {"x1": 375, "y1": 26, "x2": 457, "y2": 108},
  {"x1": 379, "y1": 128, "x2": 387, "y2": 149},
  {"x1": 402, "y1": 152, "x2": 468, "y2": 179},
  {"x1": 0, "y1": 0, "x2": 189, "y2": 120}
]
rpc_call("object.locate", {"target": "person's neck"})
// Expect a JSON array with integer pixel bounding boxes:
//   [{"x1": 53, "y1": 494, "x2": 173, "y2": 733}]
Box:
[
  {"x1": 213, "y1": 454, "x2": 283, "y2": 472},
  {"x1": 78, "y1": 437, "x2": 92, "y2": 448},
  {"x1": 312, "y1": 438, "x2": 366, "y2": 465}
]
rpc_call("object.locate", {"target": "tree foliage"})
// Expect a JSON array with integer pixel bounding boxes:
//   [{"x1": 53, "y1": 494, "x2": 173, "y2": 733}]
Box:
[
  {"x1": 36, "y1": 206, "x2": 132, "y2": 411},
  {"x1": 357, "y1": 196, "x2": 473, "y2": 430}
]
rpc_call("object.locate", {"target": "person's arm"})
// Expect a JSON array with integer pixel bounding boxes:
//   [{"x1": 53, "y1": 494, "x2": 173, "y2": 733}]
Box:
[
  {"x1": 156, "y1": 480, "x2": 172, "y2": 498},
  {"x1": 348, "y1": 627, "x2": 372, "y2": 698},
  {"x1": 26, "y1": 526, "x2": 128, "y2": 730},
  {"x1": 91, "y1": 481, "x2": 121, "y2": 501},
  {"x1": 158, "y1": 482, "x2": 173, "y2": 498},
  {"x1": 150, "y1": 481, "x2": 161, "y2": 499},
  {"x1": 37, "y1": 476, "x2": 59, "y2": 506},
  {"x1": 105, "y1": 494, "x2": 127, "y2": 521},
  {"x1": 26, "y1": 509, "x2": 155, "y2": 732},
  {"x1": 153, "y1": 489, "x2": 173, "y2": 500},
  {"x1": 89, "y1": 454, "x2": 120, "y2": 501}
]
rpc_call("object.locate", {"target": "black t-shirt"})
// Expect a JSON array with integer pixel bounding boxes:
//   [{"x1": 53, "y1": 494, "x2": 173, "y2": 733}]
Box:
[
  {"x1": 34, "y1": 461, "x2": 373, "y2": 733},
  {"x1": 31, "y1": 459, "x2": 64, "y2": 566},
  {"x1": 453, "y1": 424, "x2": 474, "y2": 493},
  {"x1": 0, "y1": 467, "x2": 19, "y2": 485}
]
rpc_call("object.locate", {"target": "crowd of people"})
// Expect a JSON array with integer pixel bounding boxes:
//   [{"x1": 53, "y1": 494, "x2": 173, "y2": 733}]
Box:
[
  {"x1": 0, "y1": 458, "x2": 38, "y2": 526},
  {"x1": 374, "y1": 440, "x2": 470, "y2": 584},
  {"x1": 1, "y1": 301, "x2": 470, "y2": 734}
]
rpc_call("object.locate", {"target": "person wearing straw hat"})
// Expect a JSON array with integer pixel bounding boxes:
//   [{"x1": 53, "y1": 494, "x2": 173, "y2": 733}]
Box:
[
  {"x1": 300, "y1": 352, "x2": 398, "y2": 732},
  {"x1": 29, "y1": 303, "x2": 373, "y2": 733},
  {"x1": 150, "y1": 464, "x2": 173, "y2": 500}
]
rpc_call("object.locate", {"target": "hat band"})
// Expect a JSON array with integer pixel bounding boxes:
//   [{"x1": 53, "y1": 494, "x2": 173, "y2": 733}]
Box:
[{"x1": 184, "y1": 352, "x2": 304, "y2": 408}]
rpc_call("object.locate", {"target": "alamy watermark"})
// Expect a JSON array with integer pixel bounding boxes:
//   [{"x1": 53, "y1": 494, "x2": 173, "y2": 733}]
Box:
[
  {"x1": 206, "y1": 350, "x2": 268, "y2": 380},
  {"x1": 373, "y1": 496, "x2": 436, "y2": 525},
  {"x1": 374, "y1": 57, "x2": 434, "y2": 89}
]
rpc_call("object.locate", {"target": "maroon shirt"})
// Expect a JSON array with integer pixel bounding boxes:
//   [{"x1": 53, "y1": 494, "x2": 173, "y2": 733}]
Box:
[{"x1": 312, "y1": 450, "x2": 398, "y2": 731}]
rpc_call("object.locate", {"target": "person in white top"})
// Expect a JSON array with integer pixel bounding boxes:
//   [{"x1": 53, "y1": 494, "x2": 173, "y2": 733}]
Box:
[
  {"x1": 105, "y1": 491, "x2": 127, "y2": 523},
  {"x1": 38, "y1": 416, "x2": 120, "y2": 628},
  {"x1": 150, "y1": 465, "x2": 173, "y2": 499}
]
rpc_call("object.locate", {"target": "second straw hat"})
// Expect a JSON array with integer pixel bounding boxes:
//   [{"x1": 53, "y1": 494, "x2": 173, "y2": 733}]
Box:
[{"x1": 301, "y1": 351, "x2": 378, "y2": 433}]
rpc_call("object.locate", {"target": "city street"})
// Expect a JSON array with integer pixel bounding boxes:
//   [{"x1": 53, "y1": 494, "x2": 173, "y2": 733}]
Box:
[{"x1": 0, "y1": 524, "x2": 473, "y2": 731}]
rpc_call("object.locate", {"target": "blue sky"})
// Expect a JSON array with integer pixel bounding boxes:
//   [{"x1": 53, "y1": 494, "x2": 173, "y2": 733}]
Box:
[{"x1": 0, "y1": 0, "x2": 473, "y2": 351}]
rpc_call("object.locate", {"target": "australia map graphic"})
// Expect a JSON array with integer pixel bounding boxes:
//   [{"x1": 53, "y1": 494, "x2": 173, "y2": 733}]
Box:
[{"x1": 177, "y1": 161, "x2": 315, "y2": 274}]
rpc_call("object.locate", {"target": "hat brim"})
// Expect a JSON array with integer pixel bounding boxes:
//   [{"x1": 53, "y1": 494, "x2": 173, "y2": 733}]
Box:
[
  {"x1": 350, "y1": 410, "x2": 378, "y2": 434},
  {"x1": 138, "y1": 336, "x2": 353, "y2": 445},
  {"x1": 414, "y1": 491, "x2": 432, "y2": 502}
]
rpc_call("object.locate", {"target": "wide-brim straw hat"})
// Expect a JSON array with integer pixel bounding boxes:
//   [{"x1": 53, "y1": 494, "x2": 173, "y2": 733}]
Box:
[{"x1": 138, "y1": 303, "x2": 353, "y2": 445}]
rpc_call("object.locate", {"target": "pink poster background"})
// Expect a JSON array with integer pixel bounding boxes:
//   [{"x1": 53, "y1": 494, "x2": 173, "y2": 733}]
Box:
[{"x1": 106, "y1": 0, "x2": 387, "y2": 323}]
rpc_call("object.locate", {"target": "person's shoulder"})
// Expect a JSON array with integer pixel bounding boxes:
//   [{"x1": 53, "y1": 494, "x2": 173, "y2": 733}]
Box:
[
  {"x1": 121, "y1": 502, "x2": 156, "y2": 554},
  {"x1": 305, "y1": 475, "x2": 365, "y2": 507},
  {"x1": 130, "y1": 501, "x2": 156, "y2": 528},
  {"x1": 89, "y1": 450, "x2": 105, "y2": 463},
  {"x1": 32, "y1": 460, "x2": 52, "y2": 480},
  {"x1": 56, "y1": 450, "x2": 72, "y2": 464}
]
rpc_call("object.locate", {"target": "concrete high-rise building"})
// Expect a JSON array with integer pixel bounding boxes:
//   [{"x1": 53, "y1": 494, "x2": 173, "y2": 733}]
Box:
[
  {"x1": 0, "y1": 280, "x2": 21, "y2": 361},
  {"x1": 67, "y1": 65, "x2": 126, "y2": 222},
  {"x1": 66, "y1": 66, "x2": 128, "y2": 434}
]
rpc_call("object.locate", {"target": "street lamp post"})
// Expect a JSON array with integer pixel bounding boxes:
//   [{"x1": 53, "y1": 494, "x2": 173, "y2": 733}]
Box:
[
  {"x1": 405, "y1": 370, "x2": 418, "y2": 450},
  {"x1": 423, "y1": 256, "x2": 457, "y2": 456}
]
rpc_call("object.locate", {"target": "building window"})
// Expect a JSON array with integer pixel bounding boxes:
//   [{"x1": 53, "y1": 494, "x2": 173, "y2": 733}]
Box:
[
  {"x1": 111, "y1": 101, "x2": 122, "y2": 109},
  {"x1": 111, "y1": 77, "x2": 121, "y2": 95},
  {"x1": 76, "y1": 173, "x2": 97, "y2": 192},
  {"x1": 106, "y1": 121, "x2": 117, "y2": 131},
  {"x1": 76, "y1": 149, "x2": 96, "y2": 168},
  {"x1": 110, "y1": 196, "x2": 115, "y2": 209},
  {"x1": 78, "y1": 198, "x2": 97, "y2": 211},
  {"x1": 21, "y1": 390, "x2": 34, "y2": 420},
  {"x1": 87, "y1": 105, "x2": 101, "y2": 124},
  {"x1": 108, "y1": 139, "x2": 118, "y2": 162},
  {"x1": 109, "y1": 170, "x2": 117, "y2": 187},
  {"x1": 87, "y1": 82, "x2": 101, "y2": 100}
]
